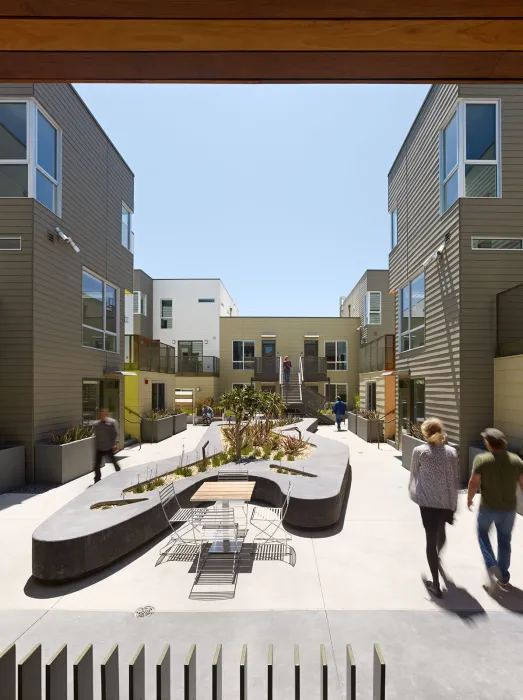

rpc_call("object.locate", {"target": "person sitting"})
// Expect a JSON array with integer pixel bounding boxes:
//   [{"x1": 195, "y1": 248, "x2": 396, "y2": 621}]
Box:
[{"x1": 201, "y1": 405, "x2": 214, "y2": 422}]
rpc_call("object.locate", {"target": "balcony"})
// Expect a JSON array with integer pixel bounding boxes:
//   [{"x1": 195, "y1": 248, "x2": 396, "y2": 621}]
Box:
[
  {"x1": 359, "y1": 334, "x2": 395, "y2": 374},
  {"x1": 497, "y1": 282, "x2": 523, "y2": 358},
  {"x1": 302, "y1": 357, "x2": 328, "y2": 382},
  {"x1": 125, "y1": 335, "x2": 175, "y2": 374},
  {"x1": 175, "y1": 356, "x2": 220, "y2": 377},
  {"x1": 253, "y1": 357, "x2": 279, "y2": 382}
]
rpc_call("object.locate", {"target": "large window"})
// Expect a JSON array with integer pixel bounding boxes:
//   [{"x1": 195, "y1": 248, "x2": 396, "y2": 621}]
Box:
[
  {"x1": 399, "y1": 273, "x2": 425, "y2": 352},
  {"x1": 325, "y1": 340, "x2": 348, "y2": 370},
  {"x1": 152, "y1": 382, "x2": 166, "y2": 412},
  {"x1": 161, "y1": 299, "x2": 173, "y2": 329},
  {"x1": 412, "y1": 379, "x2": 425, "y2": 424},
  {"x1": 0, "y1": 101, "x2": 61, "y2": 214},
  {"x1": 233, "y1": 340, "x2": 255, "y2": 370},
  {"x1": 82, "y1": 270, "x2": 119, "y2": 353},
  {"x1": 121, "y1": 203, "x2": 132, "y2": 251},
  {"x1": 440, "y1": 101, "x2": 500, "y2": 213},
  {"x1": 364, "y1": 292, "x2": 381, "y2": 325},
  {"x1": 391, "y1": 208, "x2": 398, "y2": 249},
  {"x1": 325, "y1": 383, "x2": 348, "y2": 403},
  {"x1": 133, "y1": 291, "x2": 147, "y2": 316},
  {"x1": 366, "y1": 382, "x2": 377, "y2": 411}
]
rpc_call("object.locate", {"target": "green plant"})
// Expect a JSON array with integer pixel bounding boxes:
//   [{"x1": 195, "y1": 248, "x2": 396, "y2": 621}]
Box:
[
  {"x1": 197, "y1": 462, "x2": 207, "y2": 473},
  {"x1": 134, "y1": 482, "x2": 145, "y2": 493},
  {"x1": 287, "y1": 454, "x2": 295, "y2": 461},
  {"x1": 218, "y1": 386, "x2": 264, "y2": 460},
  {"x1": 359, "y1": 409, "x2": 382, "y2": 420},
  {"x1": 211, "y1": 454, "x2": 221, "y2": 468},
  {"x1": 175, "y1": 466, "x2": 192, "y2": 478},
  {"x1": 409, "y1": 422, "x2": 426, "y2": 441},
  {"x1": 275, "y1": 450, "x2": 284, "y2": 461},
  {"x1": 142, "y1": 409, "x2": 169, "y2": 421},
  {"x1": 353, "y1": 395, "x2": 361, "y2": 414},
  {"x1": 49, "y1": 423, "x2": 94, "y2": 445},
  {"x1": 280, "y1": 434, "x2": 309, "y2": 457}
]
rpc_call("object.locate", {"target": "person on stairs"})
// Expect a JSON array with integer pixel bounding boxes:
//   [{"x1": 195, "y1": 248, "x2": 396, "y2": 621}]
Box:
[
  {"x1": 283, "y1": 356, "x2": 292, "y2": 385},
  {"x1": 332, "y1": 396, "x2": 346, "y2": 431}
]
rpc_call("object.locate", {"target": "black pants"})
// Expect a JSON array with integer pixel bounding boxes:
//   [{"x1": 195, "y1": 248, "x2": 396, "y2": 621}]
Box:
[
  {"x1": 94, "y1": 449, "x2": 121, "y2": 482},
  {"x1": 420, "y1": 506, "x2": 454, "y2": 588}
]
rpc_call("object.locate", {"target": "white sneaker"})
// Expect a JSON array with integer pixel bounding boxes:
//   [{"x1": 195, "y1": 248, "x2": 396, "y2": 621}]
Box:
[{"x1": 484, "y1": 566, "x2": 500, "y2": 595}]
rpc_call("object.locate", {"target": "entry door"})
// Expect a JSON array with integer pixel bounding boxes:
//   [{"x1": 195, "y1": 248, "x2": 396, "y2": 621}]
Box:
[
  {"x1": 262, "y1": 339, "x2": 276, "y2": 358},
  {"x1": 101, "y1": 380, "x2": 120, "y2": 420},
  {"x1": 398, "y1": 379, "x2": 411, "y2": 449},
  {"x1": 304, "y1": 340, "x2": 318, "y2": 358}
]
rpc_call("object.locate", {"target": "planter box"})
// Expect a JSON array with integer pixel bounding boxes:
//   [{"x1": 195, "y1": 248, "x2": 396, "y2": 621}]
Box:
[
  {"x1": 35, "y1": 437, "x2": 95, "y2": 485},
  {"x1": 141, "y1": 416, "x2": 173, "y2": 443},
  {"x1": 173, "y1": 413, "x2": 188, "y2": 435},
  {"x1": 347, "y1": 412, "x2": 357, "y2": 434},
  {"x1": 0, "y1": 445, "x2": 25, "y2": 493},
  {"x1": 401, "y1": 432, "x2": 425, "y2": 471},
  {"x1": 357, "y1": 416, "x2": 384, "y2": 443}
]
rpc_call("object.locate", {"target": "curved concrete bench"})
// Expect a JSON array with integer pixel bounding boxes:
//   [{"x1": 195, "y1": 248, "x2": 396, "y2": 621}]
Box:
[{"x1": 32, "y1": 419, "x2": 350, "y2": 581}]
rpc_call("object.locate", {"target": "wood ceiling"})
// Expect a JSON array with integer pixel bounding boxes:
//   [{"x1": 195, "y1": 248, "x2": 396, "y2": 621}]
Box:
[{"x1": 2, "y1": 1, "x2": 523, "y2": 82}]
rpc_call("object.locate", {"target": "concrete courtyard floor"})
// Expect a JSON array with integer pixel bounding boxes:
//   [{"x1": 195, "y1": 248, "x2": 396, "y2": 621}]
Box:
[{"x1": 1, "y1": 425, "x2": 523, "y2": 698}]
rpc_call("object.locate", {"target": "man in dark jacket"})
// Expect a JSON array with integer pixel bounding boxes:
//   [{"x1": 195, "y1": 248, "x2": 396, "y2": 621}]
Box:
[
  {"x1": 332, "y1": 396, "x2": 347, "y2": 431},
  {"x1": 93, "y1": 407, "x2": 121, "y2": 483}
]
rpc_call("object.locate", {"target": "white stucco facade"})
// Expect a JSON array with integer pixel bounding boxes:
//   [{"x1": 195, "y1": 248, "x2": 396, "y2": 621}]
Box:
[{"x1": 152, "y1": 279, "x2": 239, "y2": 358}]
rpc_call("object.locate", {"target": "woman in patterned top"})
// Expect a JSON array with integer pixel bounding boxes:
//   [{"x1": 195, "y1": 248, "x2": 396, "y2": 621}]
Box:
[{"x1": 409, "y1": 418, "x2": 460, "y2": 598}]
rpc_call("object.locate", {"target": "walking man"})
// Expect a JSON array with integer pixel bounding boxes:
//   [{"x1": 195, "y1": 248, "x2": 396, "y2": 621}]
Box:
[
  {"x1": 468, "y1": 428, "x2": 523, "y2": 593},
  {"x1": 93, "y1": 407, "x2": 121, "y2": 483},
  {"x1": 332, "y1": 395, "x2": 346, "y2": 431}
]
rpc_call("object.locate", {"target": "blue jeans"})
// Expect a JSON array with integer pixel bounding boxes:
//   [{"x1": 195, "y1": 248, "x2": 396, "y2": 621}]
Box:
[
  {"x1": 335, "y1": 414, "x2": 343, "y2": 429},
  {"x1": 284, "y1": 369, "x2": 290, "y2": 384},
  {"x1": 477, "y1": 508, "x2": 516, "y2": 582}
]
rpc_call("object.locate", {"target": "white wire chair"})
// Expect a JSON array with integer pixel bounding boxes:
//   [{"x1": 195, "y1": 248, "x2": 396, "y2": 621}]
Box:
[
  {"x1": 158, "y1": 482, "x2": 208, "y2": 555},
  {"x1": 217, "y1": 468, "x2": 249, "y2": 481},
  {"x1": 250, "y1": 482, "x2": 292, "y2": 548}
]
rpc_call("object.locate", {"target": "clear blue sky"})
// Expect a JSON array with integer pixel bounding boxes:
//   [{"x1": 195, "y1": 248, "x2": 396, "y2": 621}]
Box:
[{"x1": 75, "y1": 84, "x2": 429, "y2": 316}]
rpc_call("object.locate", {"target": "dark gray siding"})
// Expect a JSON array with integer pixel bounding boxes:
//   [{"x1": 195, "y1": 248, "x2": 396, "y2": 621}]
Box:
[
  {"x1": 458, "y1": 84, "x2": 523, "y2": 454},
  {"x1": 343, "y1": 270, "x2": 393, "y2": 343},
  {"x1": 133, "y1": 269, "x2": 154, "y2": 338},
  {"x1": 0, "y1": 199, "x2": 34, "y2": 478},
  {"x1": 388, "y1": 85, "x2": 462, "y2": 469}
]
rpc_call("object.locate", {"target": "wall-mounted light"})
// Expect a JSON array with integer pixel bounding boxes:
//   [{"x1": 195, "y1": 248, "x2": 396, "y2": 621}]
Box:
[{"x1": 55, "y1": 227, "x2": 80, "y2": 253}]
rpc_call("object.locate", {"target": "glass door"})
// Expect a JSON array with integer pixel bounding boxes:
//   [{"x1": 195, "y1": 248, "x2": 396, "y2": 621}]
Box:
[
  {"x1": 398, "y1": 379, "x2": 411, "y2": 450},
  {"x1": 82, "y1": 380, "x2": 99, "y2": 424},
  {"x1": 304, "y1": 339, "x2": 318, "y2": 358},
  {"x1": 101, "y1": 380, "x2": 120, "y2": 420}
]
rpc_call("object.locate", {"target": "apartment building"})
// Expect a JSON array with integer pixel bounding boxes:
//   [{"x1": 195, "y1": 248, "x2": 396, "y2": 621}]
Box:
[
  {"x1": 0, "y1": 83, "x2": 134, "y2": 479},
  {"x1": 389, "y1": 84, "x2": 523, "y2": 478}
]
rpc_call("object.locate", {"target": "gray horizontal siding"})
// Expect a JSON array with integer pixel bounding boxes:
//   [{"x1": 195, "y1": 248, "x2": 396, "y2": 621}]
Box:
[{"x1": 133, "y1": 269, "x2": 154, "y2": 338}]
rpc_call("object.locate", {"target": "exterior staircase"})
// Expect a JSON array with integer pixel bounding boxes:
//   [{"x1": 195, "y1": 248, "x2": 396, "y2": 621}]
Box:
[{"x1": 279, "y1": 358, "x2": 334, "y2": 424}]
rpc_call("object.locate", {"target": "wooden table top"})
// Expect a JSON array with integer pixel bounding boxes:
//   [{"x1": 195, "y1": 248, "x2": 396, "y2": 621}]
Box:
[{"x1": 190, "y1": 482, "x2": 255, "y2": 503}]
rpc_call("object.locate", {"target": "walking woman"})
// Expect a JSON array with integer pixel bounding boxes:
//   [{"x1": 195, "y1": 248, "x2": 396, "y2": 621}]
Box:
[
  {"x1": 409, "y1": 418, "x2": 459, "y2": 598},
  {"x1": 283, "y1": 356, "x2": 292, "y2": 385}
]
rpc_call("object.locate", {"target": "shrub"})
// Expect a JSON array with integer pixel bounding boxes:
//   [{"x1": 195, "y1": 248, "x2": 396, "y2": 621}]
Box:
[
  {"x1": 252, "y1": 448, "x2": 262, "y2": 458},
  {"x1": 175, "y1": 466, "x2": 192, "y2": 478},
  {"x1": 142, "y1": 409, "x2": 169, "y2": 421},
  {"x1": 197, "y1": 462, "x2": 207, "y2": 473},
  {"x1": 275, "y1": 450, "x2": 284, "y2": 461},
  {"x1": 50, "y1": 423, "x2": 94, "y2": 445},
  {"x1": 280, "y1": 434, "x2": 309, "y2": 457},
  {"x1": 134, "y1": 482, "x2": 145, "y2": 493},
  {"x1": 211, "y1": 454, "x2": 221, "y2": 468},
  {"x1": 287, "y1": 455, "x2": 295, "y2": 462},
  {"x1": 409, "y1": 422, "x2": 426, "y2": 441},
  {"x1": 353, "y1": 395, "x2": 360, "y2": 413},
  {"x1": 359, "y1": 409, "x2": 382, "y2": 420}
]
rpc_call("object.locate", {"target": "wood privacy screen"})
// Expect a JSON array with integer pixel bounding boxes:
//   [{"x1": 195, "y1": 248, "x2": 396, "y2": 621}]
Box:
[
  {"x1": 1, "y1": 1, "x2": 523, "y2": 82},
  {"x1": 0, "y1": 641, "x2": 386, "y2": 699}
]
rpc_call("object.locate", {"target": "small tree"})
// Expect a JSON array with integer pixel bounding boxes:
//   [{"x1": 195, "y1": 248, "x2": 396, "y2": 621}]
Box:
[
  {"x1": 219, "y1": 386, "x2": 261, "y2": 460},
  {"x1": 260, "y1": 391, "x2": 286, "y2": 435}
]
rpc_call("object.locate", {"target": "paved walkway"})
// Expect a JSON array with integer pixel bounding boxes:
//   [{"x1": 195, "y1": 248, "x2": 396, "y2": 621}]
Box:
[{"x1": 1, "y1": 426, "x2": 523, "y2": 698}]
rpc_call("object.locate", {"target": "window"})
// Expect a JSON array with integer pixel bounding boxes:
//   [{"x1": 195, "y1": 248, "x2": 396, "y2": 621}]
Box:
[
  {"x1": 366, "y1": 382, "x2": 377, "y2": 411},
  {"x1": 133, "y1": 291, "x2": 147, "y2": 316},
  {"x1": 399, "y1": 272, "x2": 425, "y2": 352},
  {"x1": 232, "y1": 340, "x2": 255, "y2": 370},
  {"x1": 198, "y1": 298, "x2": 215, "y2": 303},
  {"x1": 364, "y1": 292, "x2": 381, "y2": 325},
  {"x1": 82, "y1": 270, "x2": 119, "y2": 353},
  {"x1": 121, "y1": 203, "x2": 132, "y2": 251},
  {"x1": 440, "y1": 101, "x2": 500, "y2": 213},
  {"x1": 325, "y1": 340, "x2": 348, "y2": 370},
  {"x1": 325, "y1": 383, "x2": 348, "y2": 403},
  {"x1": 391, "y1": 209, "x2": 398, "y2": 248},
  {"x1": 0, "y1": 101, "x2": 61, "y2": 213},
  {"x1": 472, "y1": 238, "x2": 523, "y2": 250},
  {"x1": 152, "y1": 382, "x2": 166, "y2": 412},
  {"x1": 232, "y1": 383, "x2": 248, "y2": 389},
  {"x1": 412, "y1": 379, "x2": 425, "y2": 424},
  {"x1": 161, "y1": 299, "x2": 173, "y2": 329},
  {"x1": 0, "y1": 236, "x2": 21, "y2": 250}
]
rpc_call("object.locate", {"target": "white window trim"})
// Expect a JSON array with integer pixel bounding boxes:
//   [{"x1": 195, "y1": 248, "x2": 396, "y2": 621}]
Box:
[
  {"x1": 0, "y1": 236, "x2": 21, "y2": 250},
  {"x1": 121, "y1": 201, "x2": 133, "y2": 251},
  {"x1": 439, "y1": 99, "x2": 501, "y2": 214},
  {"x1": 232, "y1": 340, "x2": 255, "y2": 370},
  {"x1": 324, "y1": 340, "x2": 348, "y2": 371},
  {"x1": 471, "y1": 237, "x2": 523, "y2": 250},
  {"x1": 82, "y1": 267, "x2": 120, "y2": 354},
  {"x1": 399, "y1": 273, "x2": 425, "y2": 354},
  {"x1": 160, "y1": 298, "x2": 173, "y2": 328},
  {"x1": 133, "y1": 290, "x2": 147, "y2": 316},
  {"x1": 365, "y1": 291, "x2": 382, "y2": 326},
  {"x1": 390, "y1": 208, "x2": 398, "y2": 249},
  {"x1": 0, "y1": 98, "x2": 62, "y2": 216}
]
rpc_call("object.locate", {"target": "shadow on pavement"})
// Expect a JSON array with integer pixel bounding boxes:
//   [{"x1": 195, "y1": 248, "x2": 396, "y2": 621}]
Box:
[
  {"x1": 426, "y1": 570, "x2": 487, "y2": 625},
  {"x1": 488, "y1": 584, "x2": 523, "y2": 614}
]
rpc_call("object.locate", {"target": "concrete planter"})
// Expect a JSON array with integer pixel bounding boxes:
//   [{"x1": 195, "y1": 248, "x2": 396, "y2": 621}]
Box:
[
  {"x1": 347, "y1": 412, "x2": 358, "y2": 434},
  {"x1": 357, "y1": 416, "x2": 384, "y2": 443},
  {"x1": 173, "y1": 412, "x2": 187, "y2": 435},
  {"x1": 0, "y1": 445, "x2": 25, "y2": 493},
  {"x1": 141, "y1": 416, "x2": 173, "y2": 443},
  {"x1": 401, "y1": 432, "x2": 425, "y2": 471},
  {"x1": 35, "y1": 437, "x2": 95, "y2": 485}
]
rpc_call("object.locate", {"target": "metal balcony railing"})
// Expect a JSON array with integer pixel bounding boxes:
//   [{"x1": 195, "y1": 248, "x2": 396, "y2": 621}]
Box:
[
  {"x1": 175, "y1": 356, "x2": 220, "y2": 376},
  {"x1": 359, "y1": 334, "x2": 395, "y2": 374},
  {"x1": 124, "y1": 335, "x2": 176, "y2": 374},
  {"x1": 253, "y1": 357, "x2": 279, "y2": 382},
  {"x1": 497, "y1": 282, "x2": 523, "y2": 358},
  {"x1": 302, "y1": 356, "x2": 328, "y2": 381}
]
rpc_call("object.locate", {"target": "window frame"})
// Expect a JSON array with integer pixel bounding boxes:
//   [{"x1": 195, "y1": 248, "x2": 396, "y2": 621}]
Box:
[
  {"x1": 121, "y1": 201, "x2": 133, "y2": 251},
  {"x1": 364, "y1": 291, "x2": 382, "y2": 326},
  {"x1": 324, "y1": 340, "x2": 348, "y2": 371},
  {"x1": 232, "y1": 340, "x2": 256, "y2": 370},
  {"x1": 0, "y1": 236, "x2": 21, "y2": 250},
  {"x1": 160, "y1": 298, "x2": 173, "y2": 329},
  {"x1": 471, "y1": 237, "x2": 523, "y2": 251},
  {"x1": 365, "y1": 381, "x2": 377, "y2": 411},
  {"x1": 390, "y1": 208, "x2": 398, "y2": 249},
  {"x1": 152, "y1": 381, "x2": 167, "y2": 412},
  {"x1": 82, "y1": 268, "x2": 119, "y2": 354},
  {"x1": 325, "y1": 383, "x2": 348, "y2": 404},
  {"x1": 399, "y1": 272, "x2": 425, "y2": 354},
  {"x1": 0, "y1": 98, "x2": 62, "y2": 215},
  {"x1": 198, "y1": 298, "x2": 215, "y2": 303},
  {"x1": 133, "y1": 291, "x2": 147, "y2": 316},
  {"x1": 439, "y1": 99, "x2": 501, "y2": 214}
]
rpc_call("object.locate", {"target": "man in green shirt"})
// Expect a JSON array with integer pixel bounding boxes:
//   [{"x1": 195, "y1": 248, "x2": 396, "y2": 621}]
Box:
[{"x1": 468, "y1": 428, "x2": 523, "y2": 593}]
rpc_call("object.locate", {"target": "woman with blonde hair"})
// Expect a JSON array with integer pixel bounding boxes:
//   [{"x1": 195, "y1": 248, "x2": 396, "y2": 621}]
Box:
[{"x1": 409, "y1": 417, "x2": 459, "y2": 598}]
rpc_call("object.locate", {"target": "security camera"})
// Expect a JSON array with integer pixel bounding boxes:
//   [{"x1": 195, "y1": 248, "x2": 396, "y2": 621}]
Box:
[{"x1": 436, "y1": 242, "x2": 446, "y2": 256}]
